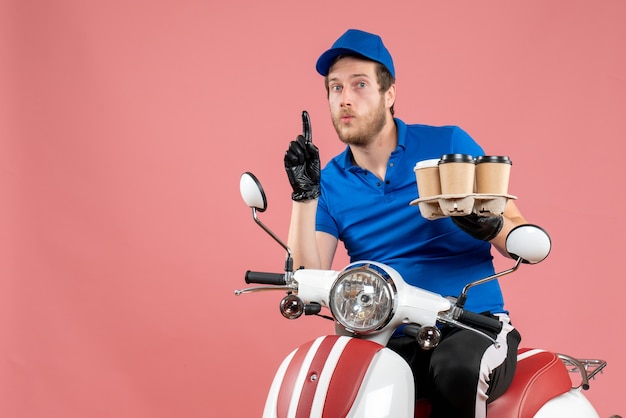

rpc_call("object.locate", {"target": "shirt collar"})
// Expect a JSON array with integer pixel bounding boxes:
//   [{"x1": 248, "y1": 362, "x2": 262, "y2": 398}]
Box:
[
  {"x1": 340, "y1": 118, "x2": 407, "y2": 170},
  {"x1": 395, "y1": 118, "x2": 407, "y2": 150}
]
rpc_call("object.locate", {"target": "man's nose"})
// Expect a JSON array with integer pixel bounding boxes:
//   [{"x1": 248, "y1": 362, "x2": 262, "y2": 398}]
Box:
[{"x1": 340, "y1": 89, "x2": 353, "y2": 107}]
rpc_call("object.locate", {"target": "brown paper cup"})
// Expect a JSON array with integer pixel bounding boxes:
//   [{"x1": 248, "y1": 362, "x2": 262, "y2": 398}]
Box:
[
  {"x1": 438, "y1": 154, "x2": 475, "y2": 195},
  {"x1": 475, "y1": 156, "x2": 512, "y2": 195},
  {"x1": 414, "y1": 159, "x2": 442, "y2": 198}
]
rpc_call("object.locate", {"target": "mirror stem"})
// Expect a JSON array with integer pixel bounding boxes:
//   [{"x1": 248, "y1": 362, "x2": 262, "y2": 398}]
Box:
[
  {"x1": 457, "y1": 257, "x2": 523, "y2": 308},
  {"x1": 252, "y1": 208, "x2": 293, "y2": 272}
]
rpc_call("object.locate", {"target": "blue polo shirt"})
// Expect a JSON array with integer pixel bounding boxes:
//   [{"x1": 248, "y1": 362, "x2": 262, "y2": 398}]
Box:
[{"x1": 316, "y1": 118, "x2": 505, "y2": 315}]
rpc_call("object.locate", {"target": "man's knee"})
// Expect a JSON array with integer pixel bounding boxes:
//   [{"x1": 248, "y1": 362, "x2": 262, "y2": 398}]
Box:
[{"x1": 433, "y1": 357, "x2": 481, "y2": 395}]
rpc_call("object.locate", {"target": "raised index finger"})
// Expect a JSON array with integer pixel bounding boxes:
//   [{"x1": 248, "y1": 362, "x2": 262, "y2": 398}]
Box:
[{"x1": 302, "y1": 110, "x2": 312, "y2": 143}]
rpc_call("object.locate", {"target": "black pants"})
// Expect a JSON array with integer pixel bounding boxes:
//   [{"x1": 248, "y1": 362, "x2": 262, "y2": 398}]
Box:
[{"x1": 386, "y1": 315, "x2": 521, "y2": 418}]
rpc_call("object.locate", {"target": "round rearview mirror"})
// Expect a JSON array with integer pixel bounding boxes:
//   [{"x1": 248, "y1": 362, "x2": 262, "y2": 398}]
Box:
[
  {"x1": 239, "y1": 172, "x2": 267, "y2": 212},
  {"x1": 505, "y1": 224, "x2": 551, "y2": 264}
]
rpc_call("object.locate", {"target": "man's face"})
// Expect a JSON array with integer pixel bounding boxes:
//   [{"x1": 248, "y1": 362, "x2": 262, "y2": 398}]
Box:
[{"x1": 327, "y1": 57, "x2": 391, "y2": 147}]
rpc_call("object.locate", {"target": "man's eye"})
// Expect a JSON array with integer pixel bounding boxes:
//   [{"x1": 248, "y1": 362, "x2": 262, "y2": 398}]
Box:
[
  {"x1": 357, "y1": 82, "x2": 367, "y2": 88},
  {"x1": 331, "y1": 85, "x2": 342, "y2": 92}
]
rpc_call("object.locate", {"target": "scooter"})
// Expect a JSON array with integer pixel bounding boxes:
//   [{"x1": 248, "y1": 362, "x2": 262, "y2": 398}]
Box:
[{"x1": 235, "y1": 171, "x2": 608, "y2": 418}]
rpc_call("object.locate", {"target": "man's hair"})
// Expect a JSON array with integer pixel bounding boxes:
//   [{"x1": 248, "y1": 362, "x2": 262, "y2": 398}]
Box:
[{"x1": 324, "y1": 55, "x2": 396, "y2": 115}]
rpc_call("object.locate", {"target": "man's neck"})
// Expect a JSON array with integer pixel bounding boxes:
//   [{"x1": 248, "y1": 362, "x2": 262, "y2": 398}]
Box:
[{"x1": 350, "y1": 118, "x2": 397, "y2": 180}]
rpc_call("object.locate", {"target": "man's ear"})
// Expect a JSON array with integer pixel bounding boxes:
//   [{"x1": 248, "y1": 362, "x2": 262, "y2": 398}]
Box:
[{"x1": 385, "y1": 84, "x2": 396, "y2": 110}]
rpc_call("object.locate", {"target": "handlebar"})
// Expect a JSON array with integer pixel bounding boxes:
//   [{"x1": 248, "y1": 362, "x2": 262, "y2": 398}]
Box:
[
  {"x1": 404, "y1": 310, "x2": 502, "y2": 341},
  {"x1": 457, "y1": 310, "x2": 503, "y2": 335},
  {"x1": 245, "y1": 270, "x2": 286, "y2": 285}
]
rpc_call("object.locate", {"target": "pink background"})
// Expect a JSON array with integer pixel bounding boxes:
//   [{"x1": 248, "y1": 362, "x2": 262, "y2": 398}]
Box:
[{"x1": 2, "y1": 1, "x2": 624, "y2": 416}]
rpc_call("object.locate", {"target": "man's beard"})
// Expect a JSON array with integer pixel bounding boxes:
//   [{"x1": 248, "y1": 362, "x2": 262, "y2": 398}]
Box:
[{"x1": 332, "y1": 97, "x2": 387, "y2": 147}]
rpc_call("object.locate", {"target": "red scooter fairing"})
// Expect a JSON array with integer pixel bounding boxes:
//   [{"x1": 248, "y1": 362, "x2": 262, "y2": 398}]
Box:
[{"x1": 266, "y1": 335, "x2": 414, "y2": 418}]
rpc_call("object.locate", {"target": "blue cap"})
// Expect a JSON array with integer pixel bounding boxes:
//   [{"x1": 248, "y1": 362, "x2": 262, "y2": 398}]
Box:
[{"x1": 316, "y1": 29, "x2": 395, "y2": 78}]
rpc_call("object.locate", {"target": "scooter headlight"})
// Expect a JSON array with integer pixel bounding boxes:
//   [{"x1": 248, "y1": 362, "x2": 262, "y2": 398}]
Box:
[{"x1": 329, "y1": 263, "x2": 396, "y2": 334}]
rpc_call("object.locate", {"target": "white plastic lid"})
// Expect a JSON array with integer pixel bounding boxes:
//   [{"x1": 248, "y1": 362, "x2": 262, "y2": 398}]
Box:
[{"x1": 414, "y1": 158, "x2": 441, "y2": 170}]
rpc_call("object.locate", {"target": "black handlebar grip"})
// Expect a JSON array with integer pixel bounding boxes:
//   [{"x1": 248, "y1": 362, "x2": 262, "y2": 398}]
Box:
[
  {"x1": 402, "y1": 323, "x2": 422, "y2": 338},
  {"x1": 245, "y1": 270, "x2": 286, "y2": 285},
  {"x1": 458, "y1": 310, "x2": 503, "y2": 334}
]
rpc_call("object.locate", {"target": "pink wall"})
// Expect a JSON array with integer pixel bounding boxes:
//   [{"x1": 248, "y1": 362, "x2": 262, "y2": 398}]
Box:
[{"x1": 2, "y1": 0, "x2": 624, "y2": 416}]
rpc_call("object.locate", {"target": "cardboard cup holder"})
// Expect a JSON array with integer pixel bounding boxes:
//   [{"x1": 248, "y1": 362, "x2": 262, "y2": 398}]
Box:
[
  {"x1": 409, "y1": 193, "x2": 517, "y2": 220},
  {"x1": 412, "y1": 154, "x2": 515, "y2": 220}
]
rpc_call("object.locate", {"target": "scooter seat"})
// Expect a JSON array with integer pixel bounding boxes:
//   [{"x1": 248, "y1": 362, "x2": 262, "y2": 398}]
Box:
[{"x1": 415, "y1": 347, "x2": 573, "y2": 418}]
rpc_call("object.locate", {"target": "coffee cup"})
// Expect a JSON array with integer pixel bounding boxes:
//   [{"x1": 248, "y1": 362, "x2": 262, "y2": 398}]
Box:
[
  {"x1": 475, "y1": 155, "x2": 512, "y2": 195},
  {"x1": 414, "y1": 159, "x2": 442, "y2": 198},
  {"x1": 438, "y1": 154, "x2": 475, "y2": 195}
]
